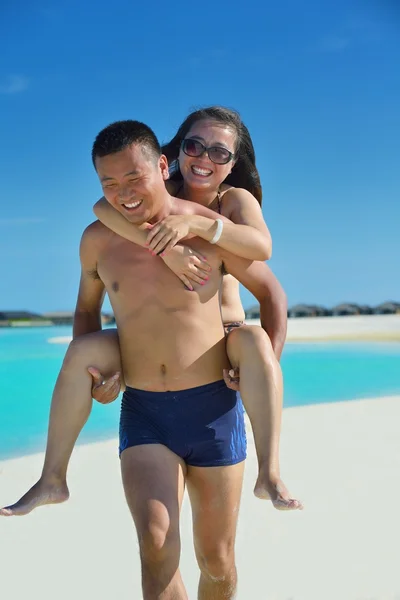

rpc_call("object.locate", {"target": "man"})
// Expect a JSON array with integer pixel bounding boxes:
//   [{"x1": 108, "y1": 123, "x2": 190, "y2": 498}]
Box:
[
  {"x1": 4, "y1": 120, "x2": 280, "y2": 599},
  {"x1": 85, "y1": 121, "x2": 277, "y2": 600}
]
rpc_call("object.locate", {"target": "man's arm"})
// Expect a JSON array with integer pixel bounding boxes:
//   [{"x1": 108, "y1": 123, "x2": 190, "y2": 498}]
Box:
[
  {"x1": 73, "y1": 222, "x2": 107, "y2": 339},
  {"x1": 221, "y1": 253, "x2": 287, "y2": 360}
]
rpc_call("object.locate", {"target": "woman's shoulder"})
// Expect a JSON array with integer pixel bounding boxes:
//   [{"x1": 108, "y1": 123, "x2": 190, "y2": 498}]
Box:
[{"x1": 219, "y1": 185, "x2": 257, "y2": 215}]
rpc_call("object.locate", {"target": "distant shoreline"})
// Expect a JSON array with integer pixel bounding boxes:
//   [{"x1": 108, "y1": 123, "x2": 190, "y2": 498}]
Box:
[{"x1": 43, "y1": 314, "x2": 400, "y2": 344}]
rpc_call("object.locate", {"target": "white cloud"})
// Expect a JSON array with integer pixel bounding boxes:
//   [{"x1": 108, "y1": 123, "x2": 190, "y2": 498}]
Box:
[
  {"x1": 0, "y1": 75, "x2": 30, "y2": 95},
  {"x1": 0, "y1": 217, "x2": 45, "y2": 225}
]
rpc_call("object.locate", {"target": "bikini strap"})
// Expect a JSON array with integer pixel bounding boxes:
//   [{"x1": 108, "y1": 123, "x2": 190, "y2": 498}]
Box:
[
  {"x1": 216, "y1": 189, "x2": 222, "y2": 214},
  {"x1": 175, "y1": 183, "x2": 183, "y2": 197}
]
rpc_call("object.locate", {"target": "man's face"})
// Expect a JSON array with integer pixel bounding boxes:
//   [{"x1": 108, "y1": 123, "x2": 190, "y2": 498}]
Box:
[{"x1": 95, "y1": 144, "x2": 169, "y2": 224}]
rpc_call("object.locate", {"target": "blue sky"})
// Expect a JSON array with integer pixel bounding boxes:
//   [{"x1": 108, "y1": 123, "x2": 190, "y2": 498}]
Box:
[{"x1": 1, "y1": 0, "x2": 399, "y2": 313}]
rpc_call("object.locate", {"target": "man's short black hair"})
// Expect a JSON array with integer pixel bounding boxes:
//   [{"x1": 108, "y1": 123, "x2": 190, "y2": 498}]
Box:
[{"x1": 92, "y1": 120, "x2": 161, "y2": 166}]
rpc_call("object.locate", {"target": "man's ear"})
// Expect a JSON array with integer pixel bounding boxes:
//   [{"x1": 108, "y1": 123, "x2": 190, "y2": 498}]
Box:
[{"x1": 159, "y1": 154, "x2": 169, "y2": 180}]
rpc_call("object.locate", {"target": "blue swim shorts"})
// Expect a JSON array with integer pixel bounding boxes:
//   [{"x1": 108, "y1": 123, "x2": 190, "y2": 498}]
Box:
[{"x1": 119, "y1": 379, "x2": 247, "y2": 467}]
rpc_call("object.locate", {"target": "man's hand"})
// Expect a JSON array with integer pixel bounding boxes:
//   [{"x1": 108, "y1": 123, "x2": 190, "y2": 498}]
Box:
[
  {"x1": 88, "y1": 367, "x2": 121, "y2": 404},
  {"x1": 146, "y1": 216, "x2": 191, "y2": 255},
  {"x1": 223, "y1": 367, "x2": 240, "y2": 391},
  {"x1": 161, "y1": 245, "x2": 211, "y2": 291}
]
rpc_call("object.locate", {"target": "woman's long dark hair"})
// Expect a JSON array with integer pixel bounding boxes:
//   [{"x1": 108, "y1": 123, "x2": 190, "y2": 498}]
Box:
[{"x1": 161, "y1": 106, "x2": 262, "y2": 205}]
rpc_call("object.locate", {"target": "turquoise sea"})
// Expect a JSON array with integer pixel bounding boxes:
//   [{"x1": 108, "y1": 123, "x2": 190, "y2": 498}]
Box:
[{"x1": 0, "y1": 326, "x2": 399, "y2": 461}]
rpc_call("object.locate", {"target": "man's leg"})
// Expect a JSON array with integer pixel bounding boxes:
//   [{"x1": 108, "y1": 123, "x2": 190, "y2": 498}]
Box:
[
  {"x1": 121, "y1": 444, "x2": 188, "y2": 600},
  {"x1": 226, "y1": 325, "x2": 302, "y2": 510},
  {"x1": 0, "y1": 329, "x2": 122, "y2": 516},
  {"x1": 186, "y1": 462, "x2": 245, "y2": 600}
]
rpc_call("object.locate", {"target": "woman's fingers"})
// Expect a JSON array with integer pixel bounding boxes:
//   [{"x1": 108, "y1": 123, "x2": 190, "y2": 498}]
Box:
[
  {"x1": 178, "y1": 274, "x2": 194, "y2": 291},
  {"x1": 185, "y1": 271, "x2": 208, "y2": 285}
]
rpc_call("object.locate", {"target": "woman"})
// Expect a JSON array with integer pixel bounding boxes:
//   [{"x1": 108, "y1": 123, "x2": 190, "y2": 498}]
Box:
[{"x1": 1, "y1": 107, "x2": 301, "y2": 517}]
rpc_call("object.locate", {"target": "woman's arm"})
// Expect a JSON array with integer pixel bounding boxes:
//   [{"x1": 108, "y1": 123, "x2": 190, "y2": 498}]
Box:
[
  {"x1": 217, "y1": 187, "x2": 272, "y2": 260},
  {"x1": 146, "y1": 188, "x2": 272, "y2": 261},
  {"x1": 93, "y1": 198, "x2": 149, "y2": 247},
  {"x1": 93, "y1": 197, "x2": 212, "y2": 290},
  {"x1": 94, "y1": 188, "x2": 272, "y2": 262}
]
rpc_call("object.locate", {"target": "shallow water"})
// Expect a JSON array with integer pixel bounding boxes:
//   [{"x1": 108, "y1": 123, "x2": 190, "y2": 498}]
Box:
[{"x1": 1, "y1": 326, "x2": 399, "y2": 460}]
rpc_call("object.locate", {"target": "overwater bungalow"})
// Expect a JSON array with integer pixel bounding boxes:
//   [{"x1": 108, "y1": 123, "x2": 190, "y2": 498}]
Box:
[
  {"x1": 373, "y1": 301, "x2": 400, "y2": 315},
  {"x1": 288, "y1": 304, "x2": 332, "y2": 318},
  {"x1": 331, "y1": 303, "x2": 372, "y2": 316},
  {"x1": 0, "y1": 311, "x2": 51, "y2": 327}
]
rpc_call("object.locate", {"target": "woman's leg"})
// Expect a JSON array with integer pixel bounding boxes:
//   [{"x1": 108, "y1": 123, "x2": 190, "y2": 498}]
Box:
[
  {"x1": 0, "y1": 329, "x2": 122, "y2": 516},
  {"x1": 226, "y1": 325, "x2": 302, "y2": 510}
]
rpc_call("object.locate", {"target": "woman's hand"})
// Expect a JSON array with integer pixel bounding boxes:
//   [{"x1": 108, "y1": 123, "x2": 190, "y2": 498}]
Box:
[
  {"x1": 161, "y1": 245, "x2": 211, "y2": 290},
  {"x1": 146, "y1": 216, "x2": 192, "y2": 255}
]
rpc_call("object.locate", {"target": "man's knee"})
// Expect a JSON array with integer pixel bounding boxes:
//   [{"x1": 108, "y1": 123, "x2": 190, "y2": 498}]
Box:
[
  {"x1": 196, "y1": 543, "x2": 235, "y2": 580},
  {"x1": 138, "y1": 519, "x2": 180, "y2": 566}
]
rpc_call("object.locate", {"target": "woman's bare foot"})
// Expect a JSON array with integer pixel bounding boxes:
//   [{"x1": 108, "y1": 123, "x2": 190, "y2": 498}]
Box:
[
  {"x1": 254, "y1": 475, "x2": 303, "y2": 510},
  {"x1": 0, "y1": 477, "x2": 70, "y2": 516}
]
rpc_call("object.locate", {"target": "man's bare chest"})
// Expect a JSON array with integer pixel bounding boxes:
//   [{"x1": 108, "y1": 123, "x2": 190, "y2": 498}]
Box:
[{"x1": 97, "y1": 236, "x2": 223, "y2": 304}]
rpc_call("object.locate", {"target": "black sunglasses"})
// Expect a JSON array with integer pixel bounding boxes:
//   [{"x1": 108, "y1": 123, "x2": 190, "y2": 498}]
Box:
[{"x1": 181, "y1": 138, "x2": 235, "y2": 165}]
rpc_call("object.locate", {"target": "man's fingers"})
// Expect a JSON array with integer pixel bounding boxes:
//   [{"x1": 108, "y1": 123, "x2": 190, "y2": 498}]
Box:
[
  {"x1": 94, "y1": 373, "x2": 121, "y2": 404},
  {"x1": 88, "y1": 367, "x2": 104, "y2": 388},
  {"x1": 222, "y1": 369, "x2": 240, "y2": 391}
]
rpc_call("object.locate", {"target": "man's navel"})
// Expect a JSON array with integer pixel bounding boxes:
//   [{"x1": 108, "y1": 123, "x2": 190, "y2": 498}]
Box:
[
  {"x1": 112, "y1": 281, "x2": 119, "y2": 292},
  {"x1": 160, "y1": 364, "x2": 167, "y2": 376}
]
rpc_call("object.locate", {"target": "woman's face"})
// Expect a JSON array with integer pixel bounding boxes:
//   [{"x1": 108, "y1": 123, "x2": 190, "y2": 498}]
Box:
[{"x1": 178, "y1": 119, "x2": 237, "y2": 193}]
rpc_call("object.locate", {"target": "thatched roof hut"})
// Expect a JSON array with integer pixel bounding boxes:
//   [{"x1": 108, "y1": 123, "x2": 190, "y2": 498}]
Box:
[
  {"x1": 373, "y1": 302, "x2": 400, "y2": 315},
  {"x1": 0, "y1": 311, "x2": 43, "y2": 321},
  {"x1": 288, "y1": 304, "x2": 331, "y2": 318},
  {"x1": 42, "y1": 311, "x2": 74, "y2": 325},
  {"x1": 332, "y1": 302, "x2": 365, "y2": 317},
  {"x1": 244, "y1": 305, "x2": 260, "y2": 319}
]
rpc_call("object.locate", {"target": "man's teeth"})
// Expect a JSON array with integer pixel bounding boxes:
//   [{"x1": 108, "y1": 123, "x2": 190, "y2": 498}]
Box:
[
  {"x1": 123, "y1": 200, "x2": 142, "y2": 209},
  {"x1": 192, "y1": 166, "x2": 212, "y2": 176}
]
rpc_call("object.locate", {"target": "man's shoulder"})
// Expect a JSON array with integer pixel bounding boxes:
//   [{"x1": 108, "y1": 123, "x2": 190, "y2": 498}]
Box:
[
  {"x1": 80, "y1": 220, "x2": 113, "y2": 253},
  {"x1": 82, "y1": 219, "x2": 112, "y2": 240},
  {"x1": 170, "y1": 197, "x2": 198, "y2": 215}
]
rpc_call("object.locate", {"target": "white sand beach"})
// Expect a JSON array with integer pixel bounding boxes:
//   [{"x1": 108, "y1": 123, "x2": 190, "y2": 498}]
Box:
[
  {"x1": 267, "y1": 313, "x2": 400, "y2": 342},
  {"x1": 47, "y1": 314, "x2": 400, "y2": 345},
  {"x1": 1, "y1": 395, "x2": 399, "y2": 599}
]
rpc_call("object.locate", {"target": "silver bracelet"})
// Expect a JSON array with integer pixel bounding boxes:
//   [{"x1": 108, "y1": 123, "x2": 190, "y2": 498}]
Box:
[{"x1": 209, "y1": 218, "x2": 224, "y2": 244}]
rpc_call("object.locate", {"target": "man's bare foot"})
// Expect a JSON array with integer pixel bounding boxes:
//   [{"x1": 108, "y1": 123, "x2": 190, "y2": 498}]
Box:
[
  {"x1": 0, "y1": 478, "x2": 69, "y2": 516},
  {"x1": 254, "y1": 476, "x2": 303, "y2": 510}
]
